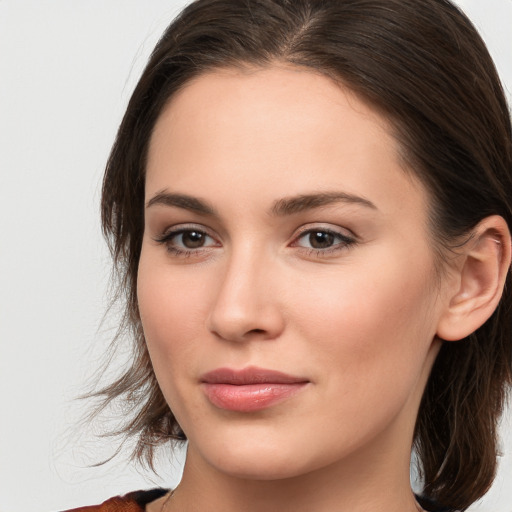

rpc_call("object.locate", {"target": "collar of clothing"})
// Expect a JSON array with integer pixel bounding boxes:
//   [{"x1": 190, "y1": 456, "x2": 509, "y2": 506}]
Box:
[{"x1": 61, "y1": 488, "x2": 456, "y2": 512}]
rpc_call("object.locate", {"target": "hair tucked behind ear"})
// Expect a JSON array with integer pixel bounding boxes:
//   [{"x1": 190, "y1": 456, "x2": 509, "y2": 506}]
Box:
[{"x1": 99, "y1": 0, "x2": 512, "y2": 509}]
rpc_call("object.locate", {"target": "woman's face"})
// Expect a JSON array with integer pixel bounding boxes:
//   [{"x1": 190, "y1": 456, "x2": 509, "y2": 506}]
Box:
[{"x1": 138, "y1": 66, "x2": 448, "y2": 480}]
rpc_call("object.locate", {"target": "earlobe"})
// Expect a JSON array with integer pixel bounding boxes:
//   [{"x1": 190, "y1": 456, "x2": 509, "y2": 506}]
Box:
[{"x1": 436, "y1": 215, "x2": 512, "y2": 342}]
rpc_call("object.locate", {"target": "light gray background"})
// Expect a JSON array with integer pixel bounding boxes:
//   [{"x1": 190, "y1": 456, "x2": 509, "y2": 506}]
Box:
[{"x1": 0, "y1": 1, "x2": 511, "y2": 511}]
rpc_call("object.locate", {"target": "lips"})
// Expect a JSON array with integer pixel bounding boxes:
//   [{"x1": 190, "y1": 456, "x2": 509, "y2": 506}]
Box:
[{"x1": 200, "y1": 366, "x2": 309, "y2": 412}]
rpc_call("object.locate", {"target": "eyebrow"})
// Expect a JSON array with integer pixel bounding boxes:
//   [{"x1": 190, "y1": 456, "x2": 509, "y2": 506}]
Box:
[
  {"x1": 146, "y1": 192, "x2": 217, "y2": 215},
  {"x1": 145, "y1": 190, "x2": 377, "y2": 216},
  {"x1": 270, "y1": 192, "x2": 377, "y2": 216}
]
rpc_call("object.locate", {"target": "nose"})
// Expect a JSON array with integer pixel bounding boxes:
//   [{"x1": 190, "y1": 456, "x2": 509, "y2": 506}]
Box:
[{"x1": 206, "y1": 250, "x2": 285, "y2": 343}]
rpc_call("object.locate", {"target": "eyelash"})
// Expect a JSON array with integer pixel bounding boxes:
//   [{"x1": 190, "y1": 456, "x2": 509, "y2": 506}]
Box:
[
  {"x1": 291, "y1": 227, "x2": 357, "y2": 257},
  {"x1": 154, "y1": 225, "x2": 357, "y2": 258},
  {"x1": 154, "y1": 225, "x2": 219, "y2": 257}
]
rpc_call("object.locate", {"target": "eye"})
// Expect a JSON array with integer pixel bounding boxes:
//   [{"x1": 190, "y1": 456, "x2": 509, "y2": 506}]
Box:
[
  {"x1": 173, "y1": 230, "x2": 213, "y2": 249},
  {"x1": 155, "y1": 226, "x2": 219, "y2": 255},
  {"x1": 302, "y1": 231, "x2": 337, "y2": 249},
  {"x1": 292, "y1": 227, "x2": 356, "y2": 254}
]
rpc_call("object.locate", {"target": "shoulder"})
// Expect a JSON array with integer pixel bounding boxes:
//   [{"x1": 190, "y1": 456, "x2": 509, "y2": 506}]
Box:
[{"x1": 61, "y1": 488, "x2": 170, "y2": 512}]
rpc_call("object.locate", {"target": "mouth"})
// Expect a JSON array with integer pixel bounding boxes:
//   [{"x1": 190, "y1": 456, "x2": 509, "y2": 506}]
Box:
[{"x1": 200, "y1": 366, "x2": 310, "y2": 412}]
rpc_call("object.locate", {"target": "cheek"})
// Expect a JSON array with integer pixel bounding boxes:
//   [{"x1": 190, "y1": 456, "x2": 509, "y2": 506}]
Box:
[
  {"x1": 137, "y1": 255, "x2": 215, "y2": 437},
  {"x1": 137, "y1": 250, "x2": 208, "y2": 373},
  {"x1": 288, "y1": 250, "x2": 438, "y2": 404}
]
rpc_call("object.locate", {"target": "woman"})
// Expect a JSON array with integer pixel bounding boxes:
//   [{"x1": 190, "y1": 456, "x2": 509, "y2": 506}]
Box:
[{"x1": 66, "y1": 0, "x2": 512, "y2": 511}]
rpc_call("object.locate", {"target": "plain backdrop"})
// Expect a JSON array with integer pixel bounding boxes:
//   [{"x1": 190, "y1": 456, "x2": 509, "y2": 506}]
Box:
[{"x1": 0, "y1": 1, "x2": 511, "y2": 511}]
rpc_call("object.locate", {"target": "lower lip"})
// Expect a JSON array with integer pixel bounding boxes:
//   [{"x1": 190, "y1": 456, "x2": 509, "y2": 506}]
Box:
[{"x1": 201, "y1": 382, "x2": 307, "y2": 412}]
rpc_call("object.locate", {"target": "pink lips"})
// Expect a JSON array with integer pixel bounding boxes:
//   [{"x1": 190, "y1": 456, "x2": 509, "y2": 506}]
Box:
[{"x1": 200, "y1": 366, "x2": 309, "y2": 412}]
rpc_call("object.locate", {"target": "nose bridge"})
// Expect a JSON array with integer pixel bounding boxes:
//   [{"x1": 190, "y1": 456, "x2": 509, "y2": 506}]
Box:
[{"x1": 207, "y1": 242, "x2": 283, "y2": 342}]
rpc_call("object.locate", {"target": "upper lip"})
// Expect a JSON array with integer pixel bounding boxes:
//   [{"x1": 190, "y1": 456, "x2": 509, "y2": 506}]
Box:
[{"x1": 200, "y1": 366, "x2": 309, "y2": 385}]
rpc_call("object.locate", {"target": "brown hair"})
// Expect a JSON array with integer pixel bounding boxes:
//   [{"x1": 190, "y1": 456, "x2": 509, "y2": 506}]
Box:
[{"x1": 98, "y1": 0, "x2": 512, "y2": 509}]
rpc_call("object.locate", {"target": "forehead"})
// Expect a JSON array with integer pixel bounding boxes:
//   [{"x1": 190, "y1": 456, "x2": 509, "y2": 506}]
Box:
[
  {"x1": 149, "y1": 64, "x2": 395, "y2": 162},
  {"x1": 146, "y1": 65, "x2": 426, "y2": 219}
]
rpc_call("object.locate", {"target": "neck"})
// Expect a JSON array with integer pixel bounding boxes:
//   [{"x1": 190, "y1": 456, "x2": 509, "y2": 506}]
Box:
[{"x1": 168, "y1": 431, "x2": 419, "y2": 512}]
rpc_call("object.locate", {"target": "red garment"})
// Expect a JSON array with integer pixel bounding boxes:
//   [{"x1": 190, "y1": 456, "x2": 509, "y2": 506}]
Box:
[{"x1": 62, "y1": 489, "x2": 169, "y2": 512}]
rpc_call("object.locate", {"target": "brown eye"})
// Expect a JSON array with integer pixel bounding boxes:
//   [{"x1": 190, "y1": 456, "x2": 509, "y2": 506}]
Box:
[
  {"x1": 181, "y1": 230, "x2": 207, "y2": 248},
  {"x1": 309, "y1": 231, "x2": 335, "y2": 249},
  {"x1": 155, "y1": 227, "x2": 218, "y2": 254},
  {"x1": 293, "y1": 227, "x2": 356, "y2": 253}
]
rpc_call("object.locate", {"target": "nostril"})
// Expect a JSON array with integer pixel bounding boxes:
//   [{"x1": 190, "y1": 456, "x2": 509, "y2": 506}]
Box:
[{"x1": 248, "y1": 328, "x2": 266, "y2": 335}]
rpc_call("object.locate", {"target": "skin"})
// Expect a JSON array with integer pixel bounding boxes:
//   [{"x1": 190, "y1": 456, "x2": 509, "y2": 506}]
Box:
[{"x1": 139, "y1": 65, "x2": 457, "y2": 512}]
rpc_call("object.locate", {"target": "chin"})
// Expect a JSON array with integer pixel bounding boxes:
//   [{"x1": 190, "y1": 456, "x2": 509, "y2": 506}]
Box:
[
  {"x1": 211, "y1": 451, "x2": 310, "y2": 481},
  {"x1": 187, "y1": 427, "x2": 342, "y2": 482}
]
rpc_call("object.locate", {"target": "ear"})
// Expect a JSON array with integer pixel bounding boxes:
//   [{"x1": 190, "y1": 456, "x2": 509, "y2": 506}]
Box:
[{"x1": 436, "y1": 215, "x2": 511, "y2": 342}]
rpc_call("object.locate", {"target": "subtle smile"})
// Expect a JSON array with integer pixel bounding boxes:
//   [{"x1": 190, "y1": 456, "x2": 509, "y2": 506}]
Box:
[{"x1": 200, "y1": 366, "x2": 310, "y2": 412}]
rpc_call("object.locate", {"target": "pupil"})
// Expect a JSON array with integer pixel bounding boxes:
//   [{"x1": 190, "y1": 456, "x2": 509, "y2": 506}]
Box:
[
  {"x1": 183, "y1": 231, "x2": 204, "y2": 248},
  {"x1": 309, "y1": 231, "x2": 334, "y2": 249}
]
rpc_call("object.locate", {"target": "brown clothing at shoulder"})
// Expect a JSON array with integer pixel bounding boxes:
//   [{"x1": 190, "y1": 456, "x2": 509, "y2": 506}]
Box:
[{"x1": 61, "y1": 489, "x2": 169, "y2": 512}]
